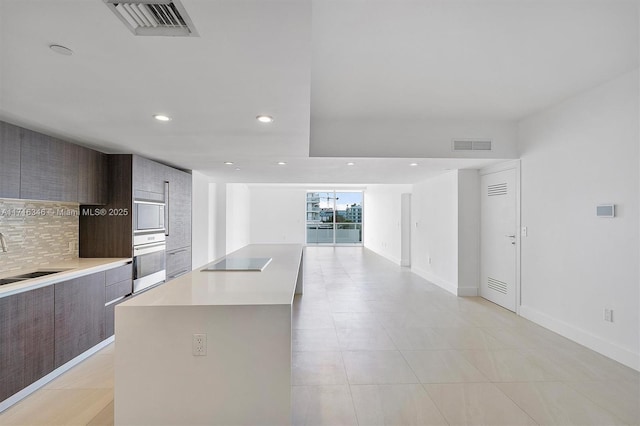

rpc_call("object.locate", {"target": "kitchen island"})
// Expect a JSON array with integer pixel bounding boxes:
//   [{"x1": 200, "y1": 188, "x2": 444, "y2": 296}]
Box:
[{"x1": 114, "y1": 244, "x2": 303, "y2": 426}]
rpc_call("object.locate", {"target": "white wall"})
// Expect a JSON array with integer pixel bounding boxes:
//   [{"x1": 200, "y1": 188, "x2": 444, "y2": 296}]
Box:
[
  {"x1": 191, "y1": 171, "x2": 216, "y2": 269},
  {"x1": 518, "y1": 69, "x2": 639, "y2": 370},
  {"x1": 363, "y1": 184, "x2": 412, "y2": 265},
  {"x1": 214, "y1": 183, "x2": 227, "y2": 258},
  {"x1": 401, "y1": 193, "x2": 412, "y2": 267},
  {"x1": 226, "y1": 183, "x2": 251, "y2": 253},
  {"x1": 248, "y1": 186, "x2": 307, "y2": 244},
  {"x1": 310, "y1": 117, "x2": 518, "y2": 159},
  {"x1": 410, "y1": 170, "x2": 480, "y2": 296},
  {"x1": 411, "y1": 172, "x2": 459, "y2": 294},
  {"x1": 457, "y1": 170, "x2": 480, "y2": 295}
]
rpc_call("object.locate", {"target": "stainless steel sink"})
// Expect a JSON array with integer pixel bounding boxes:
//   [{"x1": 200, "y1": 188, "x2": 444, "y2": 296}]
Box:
[
  {"x1": 0, "y1": 277, "x2": 27, "y2": 285},
  {"x1": 0, "y1": 270, "x2": 68, "y2": 286},
  {"x1": 11, "y1": 270, "x2": 66, "y2": 279}
]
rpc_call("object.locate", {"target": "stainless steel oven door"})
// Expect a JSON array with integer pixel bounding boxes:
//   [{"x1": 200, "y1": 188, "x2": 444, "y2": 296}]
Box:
[{"x1": 133, "y1": 241, "x2": 166, "y2": 293}]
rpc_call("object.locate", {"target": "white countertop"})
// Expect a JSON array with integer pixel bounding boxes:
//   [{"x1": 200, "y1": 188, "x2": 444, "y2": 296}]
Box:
[
  {"x1": 121, "y1": 244, "x2": 303, "y2": 307},
  {"x1": 0, "y1": 257, "x2": 132, "y2": 298}
]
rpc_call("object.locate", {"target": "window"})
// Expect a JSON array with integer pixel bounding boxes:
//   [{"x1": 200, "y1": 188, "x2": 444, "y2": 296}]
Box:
[{"x1": 306, "y1": 191, "x2": 362, "y2": 245}]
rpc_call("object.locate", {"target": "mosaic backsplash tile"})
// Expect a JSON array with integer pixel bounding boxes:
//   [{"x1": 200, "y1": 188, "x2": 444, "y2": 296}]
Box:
[{"x1": 0, "y1": 199, "x2": 79, "y2": 274}]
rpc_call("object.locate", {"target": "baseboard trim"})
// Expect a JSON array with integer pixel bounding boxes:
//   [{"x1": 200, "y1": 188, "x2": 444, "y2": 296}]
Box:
[
  {"x1": 412, "y1": 266, "x2": 457, "y2": 296},
  {"x1": 519, "y1": 305, "x2": 639, "y2": 371},
  {"x1": 364, "y1": 246, "x2": 401, "y2": 266},
  {"x1": 0, "y1": 336, "x2": 115, "y2": 413},
  {"x1": 457, "y1": 286, "x2": 478, "y2": 297}
]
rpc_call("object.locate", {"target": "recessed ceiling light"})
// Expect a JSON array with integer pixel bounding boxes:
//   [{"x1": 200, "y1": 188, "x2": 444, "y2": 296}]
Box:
[
  {"x1": 224, "y1": 161, "x2": 234, "y2": 165},
  {"x1": 256, "y1": 115, "x2": 274, "y2": 124},
  {"x1": 277, "y1": 161, "x2": 287, "y2": 165},
  {"x1": 346, "y1": 162, "x2": 355, "y2": 166},
  {"x1": 153, "y1": 114, "x2": 172, "y2": 122},
  {"x1": 410, "y1": 163, "x2": 419, "y2": 167},
  {"x1": 235, "y1": 168, "x2": 241, "y2": 171},
  {"x1": 49, "y1": 44, "x2": 73, "y2": 56}
]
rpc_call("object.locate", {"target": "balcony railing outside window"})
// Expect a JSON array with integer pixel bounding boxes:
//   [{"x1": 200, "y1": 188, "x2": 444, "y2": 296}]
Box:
[{"x1": 306, "y1": 223, "x2": 362, "y2": 244}]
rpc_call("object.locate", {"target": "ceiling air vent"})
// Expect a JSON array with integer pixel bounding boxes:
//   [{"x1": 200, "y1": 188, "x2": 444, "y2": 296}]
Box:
[
  {"x1": 452, "y1": 139, "x2": 492, "y2": 151},
  {"x1": 105, "y1": 1, "x2": 198, "y2": 37}
]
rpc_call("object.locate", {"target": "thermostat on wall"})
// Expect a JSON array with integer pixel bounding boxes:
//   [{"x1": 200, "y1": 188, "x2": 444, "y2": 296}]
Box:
[{"x1": 596, "y1": 204, "x2": 615, "y2": 218}]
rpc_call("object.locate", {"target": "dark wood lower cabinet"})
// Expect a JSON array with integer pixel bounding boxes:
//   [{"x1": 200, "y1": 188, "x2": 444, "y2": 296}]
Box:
[
  {"x1": 54, "y1": 272, "x2": 106, "y2": 368},
  {"x1": 0, "y1": 287, "x2": 55, "y2": 402},
  {"x1": 105, "y1": 295, "x2": 130, "y2": 338},
  {"x1": 1, "y1": 264, "x2": 132, "y2": 404},
  {"x1": 166, "y1": 246, "x2": 192, "y2": 281},
  {"x1": 105, "y1": 265, "x2": 133, "y2": 338}
]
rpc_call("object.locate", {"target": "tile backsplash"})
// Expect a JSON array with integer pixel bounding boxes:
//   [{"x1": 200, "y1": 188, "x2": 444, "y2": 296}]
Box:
[{"x1": 0, "y1": 199, "x2": 79, "y2": 274}]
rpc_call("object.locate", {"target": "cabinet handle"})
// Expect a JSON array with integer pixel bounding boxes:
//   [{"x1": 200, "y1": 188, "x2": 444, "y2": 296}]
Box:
[
  {"x1": 164, "y1": 181, "x2": 170, "y2": 237},
  {"x1": 169, "y1": 269, "x2": 188, "y2": 279},
  {"x1": 169, "y1": 249, "x2": 187, "y2": 255},
  {"x1": 105, "y1": 295, "x2": 127, "y2": 307}
]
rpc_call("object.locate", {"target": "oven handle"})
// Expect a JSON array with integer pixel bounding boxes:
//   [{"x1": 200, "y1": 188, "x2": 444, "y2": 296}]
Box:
[
  {"x1": 133, "y1": 242, "x2": 166, "y2": 256},
  {"x1": 132, "y1": 256, "x2": 138, "y2": 280}
]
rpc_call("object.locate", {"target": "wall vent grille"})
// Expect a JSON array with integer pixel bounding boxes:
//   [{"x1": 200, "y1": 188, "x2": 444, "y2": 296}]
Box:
[
  {"x1": 487, "y1": 183, "x2": 507, "y2": 196},
  {"x1": 487, "y1": 277, "x2": 508, "y2": 294},
  {"x1": 452, "y1": 139, "x2": 492, "y2": 151},
  {"x1": 105, "y1": 0, "x2": 198, "y2": 37}
]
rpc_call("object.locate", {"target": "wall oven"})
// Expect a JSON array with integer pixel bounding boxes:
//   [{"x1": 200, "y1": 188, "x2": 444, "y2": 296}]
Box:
[
  {"x1": 133, "y1": 200, "x2": 165, "y2": 234},
  {"x1": 133, "y1": 232, "x2": 166, "y2": 293}
]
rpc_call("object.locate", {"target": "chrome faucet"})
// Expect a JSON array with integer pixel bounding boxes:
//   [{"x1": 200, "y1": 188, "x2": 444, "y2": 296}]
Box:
[{"x1": 0, "y1": 232, "x2": 8, "y2": 252}]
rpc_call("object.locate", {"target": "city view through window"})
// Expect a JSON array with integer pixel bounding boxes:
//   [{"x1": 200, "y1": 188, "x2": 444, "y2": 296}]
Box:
[{"x1": 306, "y1": 191, "x2": 363, "y2": 244}]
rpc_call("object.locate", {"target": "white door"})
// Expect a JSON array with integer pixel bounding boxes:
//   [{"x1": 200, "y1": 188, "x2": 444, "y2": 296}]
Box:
[{"x1": 480, "y1": 168, "x2": 517, "y2": 311}]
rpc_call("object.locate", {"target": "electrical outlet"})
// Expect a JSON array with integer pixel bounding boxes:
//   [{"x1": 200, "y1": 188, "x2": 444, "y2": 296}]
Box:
[
  {"x1": 192, "y1": 334, "x2": 207, "y2": 356},
  {"x1": 603, "y1": 309, "x2": 613, "y2": 322},
  {"x1": 68, "y1": 242, "x2": 75, "y2": 252}
]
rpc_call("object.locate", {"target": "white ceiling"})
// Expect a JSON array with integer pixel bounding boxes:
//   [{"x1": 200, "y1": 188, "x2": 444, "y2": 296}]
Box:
[
  {"x1": 311, "y1": 0, "x2": 639, "y2": 121},
  {"x1": 0, "y1": 0, "x2": 637, "y2": 184}
]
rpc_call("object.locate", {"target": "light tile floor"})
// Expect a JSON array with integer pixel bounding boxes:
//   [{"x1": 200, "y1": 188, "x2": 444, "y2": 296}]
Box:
[{"x1": 1, "y1": 247, "x2": 638, "y2": 425}]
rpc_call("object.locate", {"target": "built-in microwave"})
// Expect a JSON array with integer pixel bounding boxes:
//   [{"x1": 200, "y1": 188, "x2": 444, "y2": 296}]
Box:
[{"x1": 133, "y1": 200, "x2": 165, "y2": 234}]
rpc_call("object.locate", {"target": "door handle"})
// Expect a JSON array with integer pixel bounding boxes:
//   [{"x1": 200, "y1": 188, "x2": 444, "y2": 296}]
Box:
[{"x1": 505, "y1": 235, "x2": 516, "y2": 238}]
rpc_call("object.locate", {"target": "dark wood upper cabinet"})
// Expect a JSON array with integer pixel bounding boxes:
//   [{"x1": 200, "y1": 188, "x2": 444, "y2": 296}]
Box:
[
  {"x1": 0, "y1": 122, "x2": 21, "y2": 199},
  {"x1": 79, "y1": 155, "x2": 133, "y2": 258},
  {"x1": 78, "y1": 146, "x2": 107, "y2": 205},
  {"x1": 133, "y1": 155, "x2": 165, "y2": 201},
  {"x1": 0, "y1": 120, "x2": 107, "y2": 204},
  {"x1": 19, "y1": 128, "x2": 79, "y2": 202},
  {"x1": 54, "y1": 272, "x2": 106, "y2": 368},
  {"x1": 0, "y1": 286, "x2": 55, "y2": 402}
]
